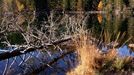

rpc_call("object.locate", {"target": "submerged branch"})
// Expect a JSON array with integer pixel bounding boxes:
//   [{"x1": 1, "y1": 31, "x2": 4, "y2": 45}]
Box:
[
  {"x1": 0, "y1": 37, "x2": 72, "y2": 61},
  {"x1": 0, "y1": 47, "x2": 39, "y2": 61},
  {"x1": 26, "y1": 50, "x2": 75, "y2": 75}
]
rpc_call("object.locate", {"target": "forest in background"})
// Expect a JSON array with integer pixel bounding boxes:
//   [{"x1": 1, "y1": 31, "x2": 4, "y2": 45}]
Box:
[
  {"x1": 0, "y1": 0, "x2": 134, "y2": 14},
  {"x1": 0, "y1": 0, "x2": 134, "y2": 24}
]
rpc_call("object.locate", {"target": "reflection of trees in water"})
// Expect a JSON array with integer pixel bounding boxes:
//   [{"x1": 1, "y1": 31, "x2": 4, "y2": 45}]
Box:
[
  {"x1": 34, "y1": 0, "x2": 50, "y2": 22},
  {"x1": 88, "y1": 13, "x2": 134, "y2": 45},
  {"x1": 123, "y1": 0, "x2": 130, "y2": 7},
  {"x1": 118, "y1": 18, "x2": 129, "y2": 45},
  {"x1": 128, "y1": 17, "x2": 134, "y2": 43},
  {"x1": 85, "y1": 14, "x2": 102, "y2": 38}
]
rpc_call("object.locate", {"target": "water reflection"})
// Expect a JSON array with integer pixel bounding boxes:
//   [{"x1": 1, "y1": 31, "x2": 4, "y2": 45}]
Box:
[{"x1": 87, "y1": 13, "x2": 134, "y2": 48}]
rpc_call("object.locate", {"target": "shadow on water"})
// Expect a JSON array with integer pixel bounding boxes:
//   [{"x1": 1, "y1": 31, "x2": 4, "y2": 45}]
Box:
[{"x1": 0, "y1": 12, "x2": 134, "y2": 75}]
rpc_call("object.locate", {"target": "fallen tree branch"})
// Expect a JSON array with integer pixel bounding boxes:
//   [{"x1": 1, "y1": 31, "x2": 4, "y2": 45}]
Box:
[
  {"x1": 0, "y1": 37, "x2": 72, "y2": 61},
  {"x1": 0, "y1": 47, "x2": 39, "y2": 61}
]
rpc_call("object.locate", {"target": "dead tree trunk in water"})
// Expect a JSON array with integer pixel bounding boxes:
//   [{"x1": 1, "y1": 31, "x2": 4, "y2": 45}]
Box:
[{"x1": 34, "y1": 0, "x2": 50, "y2": 24}]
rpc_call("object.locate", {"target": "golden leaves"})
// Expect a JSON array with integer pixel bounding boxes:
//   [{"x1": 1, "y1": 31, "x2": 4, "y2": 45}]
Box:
[
  {"x1": 97, "y1": 1, "x2": 103, "y2": 23},
  {"x1": 97, "y1": 14, "x2": 103, "y2": 23},
  {"x1": 98, "y1": 1, "x2": 103, "y2": 11}
]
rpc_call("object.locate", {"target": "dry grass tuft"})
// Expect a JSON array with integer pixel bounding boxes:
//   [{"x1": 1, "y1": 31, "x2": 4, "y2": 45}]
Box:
[
  {"x1": 66, "y1": 28, "x2": 133, "y2": 75},
  {"x1": 67, "y1": 31, "x2": 101, "y2": 75},
  {"x1": 105, "y1": 49, "x2": 117, "y2": 61}
]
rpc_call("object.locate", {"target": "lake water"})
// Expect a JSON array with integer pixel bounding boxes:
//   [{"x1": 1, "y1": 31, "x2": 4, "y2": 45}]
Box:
[{"x1": 0, "y1": 12, "x2": 134, "y2": 75}]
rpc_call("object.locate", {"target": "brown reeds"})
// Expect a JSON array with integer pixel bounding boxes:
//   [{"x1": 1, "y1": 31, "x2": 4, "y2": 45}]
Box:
[
  {"x1": 66, "y1": 28, "x2": 133, "y2": 75},
  {"x1": 67, "y1": 30, "x2": 101, "y2": 75}
]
